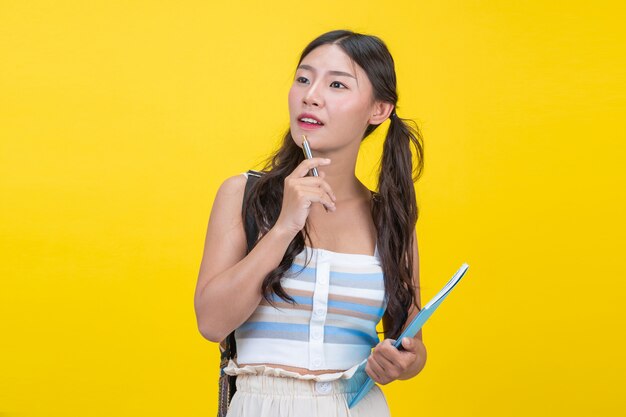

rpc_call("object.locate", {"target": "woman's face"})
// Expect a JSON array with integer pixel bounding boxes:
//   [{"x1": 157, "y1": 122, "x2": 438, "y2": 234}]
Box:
[{"x1": 288, "y1": 43, "x2": 377, "y2": 151}]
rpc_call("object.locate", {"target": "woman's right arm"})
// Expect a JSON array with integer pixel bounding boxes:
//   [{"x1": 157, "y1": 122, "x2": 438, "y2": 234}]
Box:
[{"x1": 194, "y1": 158, "x2": 336, "y2": 342}]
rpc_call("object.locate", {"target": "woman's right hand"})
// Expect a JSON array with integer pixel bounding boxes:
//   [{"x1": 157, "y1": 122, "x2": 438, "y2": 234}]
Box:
[{"x1": 274, "y1": 158, "x2": 337, "y2": 236}]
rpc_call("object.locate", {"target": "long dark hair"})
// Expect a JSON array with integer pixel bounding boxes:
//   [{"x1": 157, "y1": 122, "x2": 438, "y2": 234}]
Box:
[{"x1": 242, "y1": 29, "x2": 425, "y2": 340}]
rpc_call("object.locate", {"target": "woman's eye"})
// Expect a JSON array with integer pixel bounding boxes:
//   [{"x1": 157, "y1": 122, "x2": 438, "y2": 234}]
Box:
[
  {"x1": 296, "y1": 76, "x2": 309, "y2": 84},
  {"x1": 330, "y1": 81, "x2": 346, "y2": 89}
]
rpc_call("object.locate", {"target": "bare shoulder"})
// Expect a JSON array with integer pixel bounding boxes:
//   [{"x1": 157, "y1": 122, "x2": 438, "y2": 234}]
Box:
[
  {"x1": 209, "y1": 172, "x2": 249, "y2": 244},
  {"x1": 211, "y1": 172, "x2": 249, "y2": 241},
  {"x1": 217, "y1": 173, "x2": 248, "y2": 202}
]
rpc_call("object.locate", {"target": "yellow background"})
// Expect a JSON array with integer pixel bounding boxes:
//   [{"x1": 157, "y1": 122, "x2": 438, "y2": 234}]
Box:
[{"x1": 1, "y1": 1, "x2": 624, "y2": 416}]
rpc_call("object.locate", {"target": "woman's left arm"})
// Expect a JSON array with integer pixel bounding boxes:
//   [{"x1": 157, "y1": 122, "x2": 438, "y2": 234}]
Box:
[{"x1": 365, "y1": 229, "x2": 427, "y2": 384}]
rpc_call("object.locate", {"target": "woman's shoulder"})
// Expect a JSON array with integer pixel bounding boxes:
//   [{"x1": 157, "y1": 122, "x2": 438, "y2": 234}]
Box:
[
  {"x1": 220, "y1": 172, "x2": 247, "y2": 190},
  {"x1": 213, "y1": 173, "x2": 250, "y2": 208},
  {"x1": 216, "y1": 170, "x2": 266, "y2": 201}
]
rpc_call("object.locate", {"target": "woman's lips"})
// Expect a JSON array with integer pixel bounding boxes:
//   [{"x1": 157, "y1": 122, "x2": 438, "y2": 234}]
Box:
[{"x1": 297, "y1": 120, "x2": 324, "y2": 130}]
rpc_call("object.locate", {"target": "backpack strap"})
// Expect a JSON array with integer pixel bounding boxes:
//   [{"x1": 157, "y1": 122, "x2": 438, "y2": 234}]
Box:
[
  {"x1": 242, "y1": 170, "x2": 263, "y2": 253},
  {"x1": 220, "y1": 169, "x2": 264, "y2": 363}
]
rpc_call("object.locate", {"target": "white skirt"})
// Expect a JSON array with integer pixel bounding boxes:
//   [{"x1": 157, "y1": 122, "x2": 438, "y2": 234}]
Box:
[{"x1": 223, "y1": 360, "x2": 390, "y2": 417}]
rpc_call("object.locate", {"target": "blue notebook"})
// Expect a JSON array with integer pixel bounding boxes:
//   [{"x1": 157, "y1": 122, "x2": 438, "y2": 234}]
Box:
[{"x1": 347, "y1": 263, "x2": 470, "y2": 408}]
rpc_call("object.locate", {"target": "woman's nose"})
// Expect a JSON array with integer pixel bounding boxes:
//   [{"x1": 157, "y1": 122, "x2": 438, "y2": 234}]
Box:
[{"x1": 303, "y1": 83, "x2": 322, "y2": 107}]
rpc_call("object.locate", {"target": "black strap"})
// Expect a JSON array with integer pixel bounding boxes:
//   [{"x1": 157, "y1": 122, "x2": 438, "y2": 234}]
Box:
[
  {"x1": 242, "y1": 170, "x2": 263, "y2": 254},
  {"x1": 224, "y1": 170, "x2": 264, "y2": 360},
  {"x1": 221, "y1": 170, "x2": 265, "y2": 406}
]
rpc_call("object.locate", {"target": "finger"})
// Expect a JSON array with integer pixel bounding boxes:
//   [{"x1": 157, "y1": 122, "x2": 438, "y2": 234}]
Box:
[
  {"x1": 368, "y1": 357, "x2": 390, "y2": 385},
  {"x1": 376, "y1": 340, "x2": 412, "y2": 372},
  {"x1": 369, "y1": 351, "x2": 389, "y2": 373},
  {"x1": 293, "y1": 176, "x2": 336, "y2": 201},
  {"x1": 296, "y1": 186, "x2": 336, "y2": 211},
  {"x1": 401, "y1": 337, "x2": 418, "y2": 353},
  {"x1": 374, "y1": 348, "x2": 397, "y2": 371},
  {"x1": 376, "y1": 339, "x2": 400, "y2": 362},
  {"x1": 373, "y1": 348, "x2": 407, "y2": 382},
  {"x1": 291, "y1": 157, "x2": 331, "y2": 179},
  {"x1": 365, "y1": 359, "x2": 384, "y2": 384},
  {"x1": 381, "y1": 341, "x2": 417, "y2": 376}
]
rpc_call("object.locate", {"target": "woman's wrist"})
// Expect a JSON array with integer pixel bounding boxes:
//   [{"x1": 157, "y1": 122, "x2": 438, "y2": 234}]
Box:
[{"x1": 265, "y1": 224, "x2": 298, "y2": 249}]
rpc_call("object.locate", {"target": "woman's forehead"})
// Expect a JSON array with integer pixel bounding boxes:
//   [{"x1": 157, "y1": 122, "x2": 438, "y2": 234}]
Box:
[{"x1": 299, "y1": 44, "x2": 363, "y2": 85}]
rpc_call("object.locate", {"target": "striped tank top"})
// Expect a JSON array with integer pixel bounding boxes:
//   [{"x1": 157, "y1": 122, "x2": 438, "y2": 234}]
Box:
[{"x1": 234, "y1": 243, "x2": 387, "y2": 372}]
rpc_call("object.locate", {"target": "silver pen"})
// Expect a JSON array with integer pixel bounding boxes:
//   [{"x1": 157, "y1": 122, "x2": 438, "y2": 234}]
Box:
[
  {"x1": 301, "y1": 135, "x2": 328, "y2": 212},
  {"x1": 301, "y1": 135, "x2": 319, "y2": 177}
]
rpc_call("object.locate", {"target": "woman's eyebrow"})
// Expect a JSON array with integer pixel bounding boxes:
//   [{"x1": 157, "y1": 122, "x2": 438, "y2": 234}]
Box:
[{"x1": 297, "y1": 64, "x2": 356, "y2": 79}]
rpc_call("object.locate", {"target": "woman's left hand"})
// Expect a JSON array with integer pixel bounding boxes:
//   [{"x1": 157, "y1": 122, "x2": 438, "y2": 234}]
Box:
[{"x1": 365, "y1": 337, "x2": 424, "y2": 385}]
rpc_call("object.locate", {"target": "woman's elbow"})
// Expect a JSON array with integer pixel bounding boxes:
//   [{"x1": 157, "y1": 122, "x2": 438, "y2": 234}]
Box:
[
  {"x1": 198, "y1": 322, "x2": 228, "y2": 343},
  {"x1": 195, "y1": 310, "x2": 228, "y2": 342}
]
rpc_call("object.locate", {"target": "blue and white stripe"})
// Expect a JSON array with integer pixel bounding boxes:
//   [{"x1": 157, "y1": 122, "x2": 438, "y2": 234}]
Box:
[{"x1": 235, "y1": 245, "x2": 387, "y2": 371}]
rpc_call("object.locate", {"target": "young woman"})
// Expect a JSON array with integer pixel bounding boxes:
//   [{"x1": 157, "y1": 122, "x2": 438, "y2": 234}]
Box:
[{"x1": 195, "y1": 29, "x2": 427, "y2": 417}]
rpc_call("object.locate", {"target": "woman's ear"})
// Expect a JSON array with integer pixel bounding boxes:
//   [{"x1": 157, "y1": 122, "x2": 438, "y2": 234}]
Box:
[{"x1": 368, "y1": 101, "x2": 395, "y2": 125}]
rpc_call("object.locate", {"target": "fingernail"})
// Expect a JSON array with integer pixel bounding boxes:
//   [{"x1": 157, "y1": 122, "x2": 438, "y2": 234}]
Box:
[
  {"x1": 404, "y1": 337, "x2": 411, "y2": 346},
  {"x1": 324, "y1": 158, "x2": 331, "y2": 163}
]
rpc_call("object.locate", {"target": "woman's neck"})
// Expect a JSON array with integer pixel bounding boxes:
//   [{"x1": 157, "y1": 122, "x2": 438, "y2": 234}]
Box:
[{"x1": 314, "y1": 153, "x2": 367, "y2": 202}]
